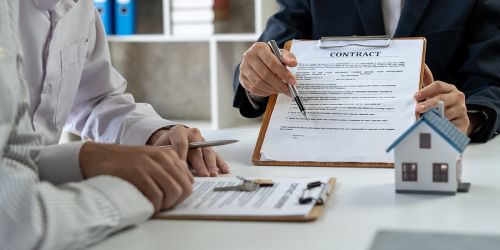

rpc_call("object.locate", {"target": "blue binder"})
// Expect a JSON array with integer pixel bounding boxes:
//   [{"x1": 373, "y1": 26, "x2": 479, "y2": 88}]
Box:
[
  {"x1": 114, "y1": 0, "x2": 136, "y2": 35},
  {"x1": 94, "y1": 0, "x2": 113, "y2": 34}
]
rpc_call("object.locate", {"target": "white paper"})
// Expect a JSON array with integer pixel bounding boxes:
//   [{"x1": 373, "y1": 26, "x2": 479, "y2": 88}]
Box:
[
  {"x1": 160, "y1": 177, "x2": 330, "y2": 217},
  {"x1": 261, "y1": 39, "x2": 423, "y2": 163}
]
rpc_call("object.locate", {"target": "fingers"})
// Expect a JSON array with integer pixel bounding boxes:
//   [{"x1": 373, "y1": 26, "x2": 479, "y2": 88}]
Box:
[
  {"x1": 136, "y1": 173, "x2": 163, "y2": 212},
  {"x1": 415, "y1": 85, "x2": 465, "y2": 114},
  {"x1": 422, "y1": 64, "x2": 434, "y2": 87},
  {"x1": 187, "y1": 148, "x2": 209, "y2": 177},
  {"x1": 168, "y1": 125, "x2": 189, "y2": 160},
  {"x1": 150, "y1": 163, "x2": 183, "y2": 210},
  {"x1": 239, "y1": 42, "x2": 297, "y2": 97},
  {"x1": 215, "y1": 152, "x2": 230, "y2": 174},
  {"x1": 239, "y1": 74, "x2": 272, "y2": 97},
  {"x1": 185, "y1": 128, "x2": 210, "y2": 177},
  {"x1": 151, "y1": 149, "x2": 193, "y2": 210},
  {"x1": 414, "y1": 81, "x2": 456, "y2": 102},
  {"x1": 248, "y1": 54, "x2": 291, "y2": 94},
  {"x1": 451, "y1": 117, "x2": 470, "y2": 134},
  {"x1": 445, "y1": 105, "x2": 468, "y2": 121},
  {"x1": 256, "y1": 45, "x2": 296, "y2": 85},
  {"x1": 201, "y1": 147, "x2": 219, "y2": 177},
  {"x1": 240, "y1": 64, "x2": 283, "y2": 96},
  {"x1": 282, "y1": 49, "x2": 298, "y2": 67}
]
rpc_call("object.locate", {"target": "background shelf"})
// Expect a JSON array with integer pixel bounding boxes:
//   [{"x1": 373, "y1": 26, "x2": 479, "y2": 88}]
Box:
[{"x1": 107, "y1": 0, "x2": 278, "y2": 129}]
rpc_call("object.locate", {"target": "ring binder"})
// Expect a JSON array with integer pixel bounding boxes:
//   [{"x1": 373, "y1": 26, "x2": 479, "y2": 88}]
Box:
[{"x1": 318, "y1": 35, "x2": 391, "y2": 48}]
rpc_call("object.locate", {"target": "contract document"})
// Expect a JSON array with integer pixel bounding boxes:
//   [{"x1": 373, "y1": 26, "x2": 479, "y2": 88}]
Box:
[
  {"x1": 158, "y1": 176, "x2": 334, "y2": 220},
  {"x1": 260, "y1": 38, "x2": 425, "y2": 163}
]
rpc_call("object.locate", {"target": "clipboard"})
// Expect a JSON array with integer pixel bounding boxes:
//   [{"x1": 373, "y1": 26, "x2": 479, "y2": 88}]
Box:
[
  {"x1": 156, "y1": 177, "x2": 336, "y2": 222},
  {"x1": 253, "y1": 36, "x2": 427, "y2": 168}
]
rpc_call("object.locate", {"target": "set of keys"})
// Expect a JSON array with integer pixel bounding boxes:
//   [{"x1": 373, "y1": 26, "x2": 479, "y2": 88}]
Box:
[{"x1": 213, "y1": 176, "x2": 274, "y2": 192}]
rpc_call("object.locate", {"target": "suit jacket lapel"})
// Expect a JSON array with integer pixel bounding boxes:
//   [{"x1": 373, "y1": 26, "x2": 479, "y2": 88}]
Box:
[
  {"x1": 395, "y1": 0, "x2": 432, "y2": 37},
  {"x1": 355, "y1": 0, "x2": 386, "y2": 35}
]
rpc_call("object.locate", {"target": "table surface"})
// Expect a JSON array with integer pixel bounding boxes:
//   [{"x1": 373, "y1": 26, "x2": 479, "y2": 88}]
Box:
[{"x1": 90, "y1": 129, "x2": 500, "y2": 250}]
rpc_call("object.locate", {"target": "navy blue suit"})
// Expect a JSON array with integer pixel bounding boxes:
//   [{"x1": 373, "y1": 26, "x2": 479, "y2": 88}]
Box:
[{"x1": 233, "y1": 0, "x2": 500, "y2": 142}]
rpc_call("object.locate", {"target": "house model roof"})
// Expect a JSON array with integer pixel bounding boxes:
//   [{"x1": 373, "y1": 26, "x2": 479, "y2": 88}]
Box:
[{"x1": 386, "y1": 109, "x2": 470, "y2": 153}]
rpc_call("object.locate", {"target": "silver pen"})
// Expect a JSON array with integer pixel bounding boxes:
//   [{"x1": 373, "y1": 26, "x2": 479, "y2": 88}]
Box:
[
  {"x1": 157, "y1": 140, "x2": 238, "y2": 150},
  {"x1": 267, "y1": 40, "x2": 308, "y2": 120}
]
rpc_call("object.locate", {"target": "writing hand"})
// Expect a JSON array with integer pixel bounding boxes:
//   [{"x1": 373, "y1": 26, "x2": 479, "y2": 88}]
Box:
[{"x1": 239, "y1": 42, "x2": 298, "y2": 97}]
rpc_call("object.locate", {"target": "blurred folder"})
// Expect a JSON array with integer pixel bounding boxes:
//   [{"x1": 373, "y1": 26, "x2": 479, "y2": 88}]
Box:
[
  {"x1": 94, "y1": 0, "x2": 113, "y2": 34},
  {"x1": 114, "y1": 0, "x2": 135, "y2": 35}
]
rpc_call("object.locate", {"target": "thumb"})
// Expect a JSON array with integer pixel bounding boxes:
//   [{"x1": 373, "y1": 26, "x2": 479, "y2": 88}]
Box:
[
  {"x1": 282, "y1": 50, "x2": 298, "y2": 67},
  {"x1": 423, "y1": 64, "x2": 434, "y2": 87}
]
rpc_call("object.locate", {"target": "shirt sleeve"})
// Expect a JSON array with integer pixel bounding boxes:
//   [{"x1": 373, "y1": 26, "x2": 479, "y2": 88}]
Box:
[
  {"x1": 0, "y1": 165, "x2": 154, "y2": 250},
  {"x1": 63, "y1": 8, "x2": 176, "y2": 146},
  {"x1": 33, "y1": 142, "x2": 86, "y2": 184},
  {"x1": 0, "y1": 110, "x2": 154, "y2": 250}
]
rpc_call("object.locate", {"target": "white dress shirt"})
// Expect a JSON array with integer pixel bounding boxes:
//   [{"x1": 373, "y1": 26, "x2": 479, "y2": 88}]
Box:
[
  {"x1": 382, "y1": 0, "x2": 404, "y2": 37},
  {"x1": 1, "y1": 2, "x2": 153, "y2": 249},
  {"x1": 18, "y1": 0, "x2": 175, "y2": 184}
]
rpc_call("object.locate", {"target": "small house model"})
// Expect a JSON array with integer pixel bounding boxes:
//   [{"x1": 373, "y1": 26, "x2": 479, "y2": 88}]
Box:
[{"x1": 386, "y1": 102, "x2": 471, "y2": 195}]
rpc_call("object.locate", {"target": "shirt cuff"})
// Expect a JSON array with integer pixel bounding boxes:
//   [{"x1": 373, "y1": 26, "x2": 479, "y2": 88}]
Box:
[
  {"x1": 120, "y1": 116, "x2": 177, "y2": 146},
  {"x1": 34, "y1": 141, "x2": 86, "y2": 185},
  {"x1": 84, "y1": 176, "x2": 154, "y2": 226},
  {"x1": 245, "y1": 90, "x2": 267, "y2": 110}
]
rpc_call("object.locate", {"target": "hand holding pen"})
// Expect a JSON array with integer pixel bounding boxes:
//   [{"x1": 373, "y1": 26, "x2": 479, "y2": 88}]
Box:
[
  {"x1": 268, "y1": 40, "x2": 308, "y2": 120},
  {"x1": 238, "y1": 41, "x2": 308, "y2": 119},
  {"x1": 239, "y1": 42, "x2": 299, "y2": 98}
]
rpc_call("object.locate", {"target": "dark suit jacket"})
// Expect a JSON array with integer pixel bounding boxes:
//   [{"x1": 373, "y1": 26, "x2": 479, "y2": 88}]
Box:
[{"x1": 233, "y1": 0, "x2": 500, "y2": 142}]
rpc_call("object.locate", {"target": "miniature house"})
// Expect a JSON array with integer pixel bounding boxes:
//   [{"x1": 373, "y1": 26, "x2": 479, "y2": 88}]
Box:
[{"x1": 386, "y1": 103, "x2": 470, "y2": 194}]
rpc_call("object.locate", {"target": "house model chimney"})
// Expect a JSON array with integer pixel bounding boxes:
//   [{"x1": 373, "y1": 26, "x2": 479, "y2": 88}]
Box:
[{"x1": 436, "y1": 101, "x2": 445, "y2": 118}]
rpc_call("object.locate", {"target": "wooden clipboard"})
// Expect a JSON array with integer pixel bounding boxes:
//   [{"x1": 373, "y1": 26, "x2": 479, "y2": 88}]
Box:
[
  {"x1": 155, "y1": 177, "x2": 336, "y2": 222},
  {"x1": 253, "y1": 37, "x2": 427, "y2": 168}
]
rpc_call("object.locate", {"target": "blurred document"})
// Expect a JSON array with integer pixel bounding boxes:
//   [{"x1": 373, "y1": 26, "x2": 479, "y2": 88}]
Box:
[
  {"x1": 160, "y1": 177, "x2": 329, "y2": 217},
  {"x1": 261, "y1": 39, "x2": 424, "y2": 162}
]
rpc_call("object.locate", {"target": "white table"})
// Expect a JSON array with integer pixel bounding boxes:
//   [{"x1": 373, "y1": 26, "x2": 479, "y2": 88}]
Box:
[{"x1": 90, "y1": 129, "x2": 500, "y2": 250}]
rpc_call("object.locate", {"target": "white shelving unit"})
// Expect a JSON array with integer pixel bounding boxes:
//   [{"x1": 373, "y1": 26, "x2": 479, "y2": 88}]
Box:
[{"x1": 107, "y1": 0, "x2": 278, "y2": 129}]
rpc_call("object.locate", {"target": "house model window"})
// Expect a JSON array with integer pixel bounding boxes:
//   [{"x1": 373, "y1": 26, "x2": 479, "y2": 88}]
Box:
[
  {"x1": 419, "y1": 133, "x2": 431, "y2": 148},
  {"x1": 433, "y1": 163, "x2": 449, "y2": 182},
  {"x1": 402, "y1": 163, "x2": 418, "y2": 181}
]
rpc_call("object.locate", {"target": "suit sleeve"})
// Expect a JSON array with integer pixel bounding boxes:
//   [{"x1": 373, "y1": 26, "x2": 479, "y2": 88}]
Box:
[
  {"x1": 232, "y1": 0, "x2": 312, "y2": 118},
  {"x1": 63, "y1": 9, "x2": 176, "y2": 145},
  {"x1": 459, "y1": 0, "x2": 500, "y2": 142}
]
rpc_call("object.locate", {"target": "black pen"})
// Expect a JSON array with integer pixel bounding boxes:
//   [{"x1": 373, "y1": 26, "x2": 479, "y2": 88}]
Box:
[{"x1": 268, "y1": 40, "x2": 308, "y2": 120}]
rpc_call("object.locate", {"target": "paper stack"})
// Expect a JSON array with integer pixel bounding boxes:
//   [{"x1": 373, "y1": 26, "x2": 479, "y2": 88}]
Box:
[{"x1": 171, "y1": 0, "x2": 215, "y2": 35}]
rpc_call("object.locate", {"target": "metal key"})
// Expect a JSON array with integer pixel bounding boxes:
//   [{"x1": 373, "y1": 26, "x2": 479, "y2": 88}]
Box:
[
  {"x1": 213, "y1": 181, "x2": 259, "y2": 192},
  {"x1": 237, "y1": 176, "x2": 274, "y2": 187}
]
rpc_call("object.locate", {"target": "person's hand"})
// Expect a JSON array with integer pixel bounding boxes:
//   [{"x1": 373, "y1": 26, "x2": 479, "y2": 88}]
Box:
[
  {"x1": 414, "y1": 65, "x2": 470, "y2": 134},
  {"x1": 239, "y1": 42, "x2": 298, "y2": 97},
  {"x1": 147, "y1": 125, "x2": 229, "y2": 177},
  {"x1": 80, "y1": 142, "x2": 193, "y2": 213}
]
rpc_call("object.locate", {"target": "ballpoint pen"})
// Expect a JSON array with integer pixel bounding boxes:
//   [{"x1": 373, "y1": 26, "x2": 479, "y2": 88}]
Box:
[
  {"x1": 157, "y1": 140, "x2": 238, "y2": 150},
  {"x1": 268, "y1": 40, "x2": 308, "y2": 120}
]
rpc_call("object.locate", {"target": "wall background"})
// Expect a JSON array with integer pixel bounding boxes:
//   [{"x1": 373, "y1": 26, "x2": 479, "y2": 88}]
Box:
[{"x1": 109, "y1": 0, "x2": 258, "y2": 122}]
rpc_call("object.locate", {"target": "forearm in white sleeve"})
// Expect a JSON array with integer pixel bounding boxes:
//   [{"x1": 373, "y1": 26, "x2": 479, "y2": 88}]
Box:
[
  {"x1": 0, "y1": 165, "x2": 154, "y2": 250},
  {"x1": 63, "y1": 9, "x2": 175, "y2": 146}
]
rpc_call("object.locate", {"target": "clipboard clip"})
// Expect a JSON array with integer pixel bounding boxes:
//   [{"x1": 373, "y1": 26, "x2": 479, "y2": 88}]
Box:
[
  {"x1": 318, "y1": 35, "x2": 391, "y2": 49},
  {"x1": 299, "y1": 181, "x2": 330, "y2": 205}
]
